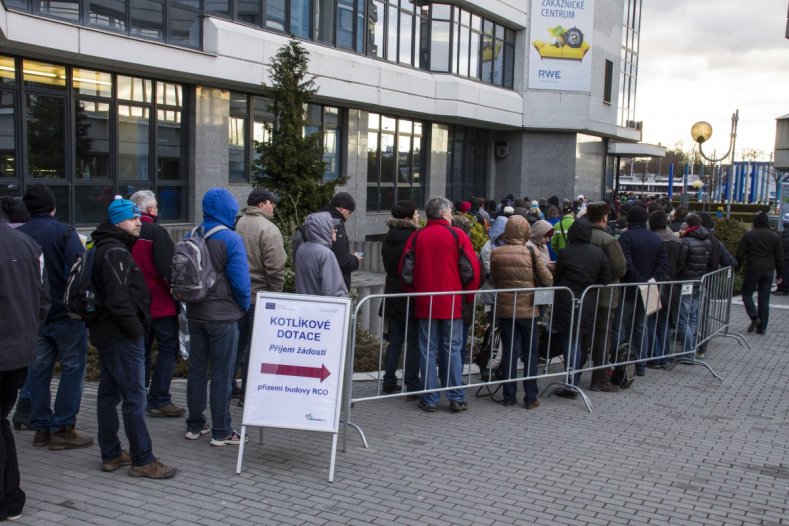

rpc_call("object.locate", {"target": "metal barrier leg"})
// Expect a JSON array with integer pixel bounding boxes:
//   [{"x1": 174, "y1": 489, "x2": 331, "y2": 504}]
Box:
[{"x1": 667, "y1": 355, "x2": 723, "y2": 382}]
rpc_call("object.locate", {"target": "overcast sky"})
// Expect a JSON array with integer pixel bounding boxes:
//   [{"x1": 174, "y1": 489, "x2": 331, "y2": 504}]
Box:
[{"x1": 637, "y1": 0, "x2": 788, "y2": 160}]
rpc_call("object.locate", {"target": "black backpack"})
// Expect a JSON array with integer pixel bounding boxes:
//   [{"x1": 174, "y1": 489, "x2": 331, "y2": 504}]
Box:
[{"x1": 64, "y1": 244, "x2": 100, "y2": 322}]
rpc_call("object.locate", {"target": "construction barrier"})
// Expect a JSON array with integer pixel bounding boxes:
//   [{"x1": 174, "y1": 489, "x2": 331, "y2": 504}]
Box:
[{"x1": 341, "y1": 268, "x2": 745, "y2": 448}]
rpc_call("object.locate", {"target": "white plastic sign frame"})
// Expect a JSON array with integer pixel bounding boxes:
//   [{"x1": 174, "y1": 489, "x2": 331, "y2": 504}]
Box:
[{"x1": 235, "y1": 292, "x2": 351, "y2": 482}]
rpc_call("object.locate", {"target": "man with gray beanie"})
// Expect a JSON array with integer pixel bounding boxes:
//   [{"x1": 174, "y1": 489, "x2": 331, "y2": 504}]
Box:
[
  {"x1": 321, "y1": 191, "x2": 362, "y2": 291},
  {"x1": 89, "y1": 196, "x2": 175, "y2": 478}
]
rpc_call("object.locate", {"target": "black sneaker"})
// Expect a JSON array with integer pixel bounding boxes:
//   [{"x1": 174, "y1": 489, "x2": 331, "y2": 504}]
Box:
[
  {"x1": 381, "y1": 384, "x2": 400, "y2": 394},
  {"x1": 417, "y1": 400, "x2": 436, "y2": 412},
  {"x1": 747, "y1": 318, "x2": 760, "y2": 333},
  {"x1": 449, "y1": 400, "x2": 468, "y2": 412}
]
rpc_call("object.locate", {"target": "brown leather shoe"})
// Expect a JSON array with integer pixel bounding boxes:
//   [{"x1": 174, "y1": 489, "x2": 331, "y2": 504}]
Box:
[
  {"x1": 48, "y1": 426, "x2": 94, "y2": 450},
  {"x1": 33, "y1": 430, "x2": 50, "y2": 447},
  {"x1": 524, "y1": 400, "x2": 540, "y2": 410},
  {"x1": 146, "y1": 403, "x2": 185, "y2": 418},
  {"x1": 128, "y1": 460, "x2": 176, "y2": 479},
  {"x1": 101, "y1": 450, "x2": 132, "y2": 472}
]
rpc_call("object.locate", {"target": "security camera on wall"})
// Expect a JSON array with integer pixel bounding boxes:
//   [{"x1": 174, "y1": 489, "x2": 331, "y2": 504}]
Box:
[{"x1": 495, "y1": 141, "x2": 509, "y2": 159}]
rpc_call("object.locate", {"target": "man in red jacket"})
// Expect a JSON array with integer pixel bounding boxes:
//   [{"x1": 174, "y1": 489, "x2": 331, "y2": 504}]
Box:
[
  {"x1": 130, "y1": 191, "x2": 184, "y2": 418},
  {"x1": 400, "y1": 197, "x2": 481, "y2": 413}
]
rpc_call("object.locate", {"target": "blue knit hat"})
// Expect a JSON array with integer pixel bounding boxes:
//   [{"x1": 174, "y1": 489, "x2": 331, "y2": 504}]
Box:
[{"x1": 107, "y1": 195, "x2": 141, "y2": 224}]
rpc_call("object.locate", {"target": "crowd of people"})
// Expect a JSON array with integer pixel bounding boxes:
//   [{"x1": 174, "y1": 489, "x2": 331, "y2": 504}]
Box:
[
  {"x1": 378, "y1": 192, "x2": 786, "y2": 410},
  {"x1": 0, "y1": 185, "x2": 785, "y2": 517}
]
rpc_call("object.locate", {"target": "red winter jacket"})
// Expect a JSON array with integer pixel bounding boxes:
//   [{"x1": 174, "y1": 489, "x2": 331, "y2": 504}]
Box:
[
  {"x1": 131, "y1": 214, "x2": 177, "y2": 319},
  {"x1": 399, "y1": 218, "x2": 481, "y2": 319}
]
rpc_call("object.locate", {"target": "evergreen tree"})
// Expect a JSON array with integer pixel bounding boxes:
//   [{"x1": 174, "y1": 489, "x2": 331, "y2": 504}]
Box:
[{"x1": 252, "y1": 40, "x2": 344, "y2": 232}]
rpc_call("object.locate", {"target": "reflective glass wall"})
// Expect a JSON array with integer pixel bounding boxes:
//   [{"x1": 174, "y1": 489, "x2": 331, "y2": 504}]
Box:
[
  {"x1": 0, "y1": 55, "x2": 189, "y2": 225},
  {"x1": 366, "y1": 112, "x2": 423, "y2": 212},
  {"x1": 7, "y1": 1, "x2": 516, "y2": 89},
  {"x1": 618, "y1": 0, "x2": 642, "y2": 129},
  {"x1": 228, "y1": 92, "x2": 341, "y2": 184}
]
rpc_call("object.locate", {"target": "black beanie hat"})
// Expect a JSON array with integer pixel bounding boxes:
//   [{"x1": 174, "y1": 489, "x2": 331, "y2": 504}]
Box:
[
  {"x1": 23, "y1": 184, "x2": 56, "y2": 215},
  {"x1": 329, "y1": 192, "x2": 356, "y2": 212},
  {"x1": 626, "y1": 206, "x2": 648, "y2": 224}
]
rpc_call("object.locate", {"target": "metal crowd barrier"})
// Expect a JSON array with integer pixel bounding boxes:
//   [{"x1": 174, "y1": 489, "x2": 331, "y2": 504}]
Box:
[{"x1": 340, "y1": 268, "x2": 744, "y2": 448}]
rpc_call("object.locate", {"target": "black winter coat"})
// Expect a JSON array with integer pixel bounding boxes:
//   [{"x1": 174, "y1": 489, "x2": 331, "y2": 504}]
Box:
[
  {"x1": 680, "y1": 227, "x2": 720, "y2": 279},
  {"x1": 736, "y1": 226, "x2": 785, "y2": 278},
  {"x1": 322, "y1": 206, "x2": 359, "y2": 291},
  {"x1": 380, "y1": 218, "x2": 418, "y2": 321},
  {"x1": 553, "y1": 222, "x2": 612, "y2": 334},
  {"x1": 87, "y1": 219, "x2": 151, "y2": 349}
]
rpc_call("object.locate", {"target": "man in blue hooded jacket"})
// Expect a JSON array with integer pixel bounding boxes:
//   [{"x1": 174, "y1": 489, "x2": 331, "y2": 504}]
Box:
[{"x1": 184, "y1": 189, "x2": 251, "y2": 447}]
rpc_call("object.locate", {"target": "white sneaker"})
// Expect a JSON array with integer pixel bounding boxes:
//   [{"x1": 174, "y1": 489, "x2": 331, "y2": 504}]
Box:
[
  {"x1": 184, "y1": 423, "x2": 210, "y2": 440},
  {"x1": 209, "y1": 431, "x2": 249, "y2": 447}
]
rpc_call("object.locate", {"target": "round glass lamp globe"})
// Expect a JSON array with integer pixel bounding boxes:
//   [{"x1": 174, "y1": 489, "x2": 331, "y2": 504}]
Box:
[{"x1": 691, "y1": 121, "x2": 713, "y2": 144}]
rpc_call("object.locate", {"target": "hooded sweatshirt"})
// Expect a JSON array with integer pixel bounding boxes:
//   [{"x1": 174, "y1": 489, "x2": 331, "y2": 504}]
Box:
[
  {"x1": 295, "y1": 212, "x2": 348, "y2": 297},
  {"x1": 529, "y1": 219, "x2": 555, "y2": 266},
  {"x1": 186, "y1": 188, "x2": 251, "y2": 322}
]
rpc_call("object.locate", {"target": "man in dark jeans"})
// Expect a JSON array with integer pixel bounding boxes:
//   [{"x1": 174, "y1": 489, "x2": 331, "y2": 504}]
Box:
[
  {"x1": 89, "y1": 197, "x2": 175, "y2": 478},
  {"x1": 737, "y1": 212, "x2": 784, "y2": 335},
  {"x1": 129, "y1": 190, "x2": 184, "y2": 418}
]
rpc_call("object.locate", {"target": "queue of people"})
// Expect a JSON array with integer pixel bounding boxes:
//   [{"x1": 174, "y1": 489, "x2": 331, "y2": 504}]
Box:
[{"x1": 0, "y1": 185, "x2": 783, "y2": 520}]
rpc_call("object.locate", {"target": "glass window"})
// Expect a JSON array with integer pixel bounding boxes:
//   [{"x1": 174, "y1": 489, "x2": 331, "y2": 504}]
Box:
[
  {"x1": 45, "y1": 185, "x2": 69, "y2": 223},
  {"x1": 266, "y1": 0, "x2": 286, "y2": 30},
  {"x1": 336, "y1": 0, "x2": 355, "y2": 50},
  {"x1": 367, "y1": 113, "x2": 424, "y2": 212},
  {"x1": 368, "y1": 0, "x2": 385, "y2": 58},
  {"x1": 430, "y1": 20, "x2": 450, "y2": 71},
  {"x1": 130, "y1": 0, "x2": 164, "y2": 41},
  {"x1": 88, "y1": 0, "x2": 126, "y2": 31},
  {"x1": 118, "y1": 105, "x2": 151, "y2": 180},
  {"x1": 5, "y1": 0, "x2": 30, "y2": 9},
  {"x1": 157, "y1": 82, "x2": 182, "y2": 107},
  {"x1": 75, "y1": 101, "x2": 111, "y2": 180},
  {"x1": 38, "y1": 0, "x2": 80, "y2": 22},
  {"x1": 173, "y1": 0, "x2": 199, "y2": 9},
  {"x1": 118, "y1": 76, "x2": 153, "y2": 103},
  {"x1": 480, "y1": 23, "x2": 493, "y2": 83},
  {"x1": 27, "y1": 94, "x2": 66, "y2": 179},
  {"x1": 355, "y1": 0, "x2": 366, "y2": 52},
  {"x1": 315, "y1": 0, "x2": 335, "y2": 44},
  {"x1": 169, "y1": 6, "x2": 202, "y2": 48},
  {"x1": 457, "y1": 25, "x2": 469, "y2": 77},
  {"x1": 431, "y1": 3, "x2": 450, "y2": 19},
  {"x1": 237, "y1": 0, "x2": 261, "y2": 25},
  {"x1": 0, "y1": 56, "x2": 15, "y2": 84},
  {"x1": 73, "y1": 69, "x2": 113, "y2": 98},
  {"x1": 0, "y1": 91, "x2": 15, "y2": 179},
  {"x1": 229, "y1": 92, "x2": 248, "y2": 183},
  {"x1": 251, "y1": 96, "x2": 274, "y2": 164},
  {"x1": 157, "y1": 109, "x2": 182, "y2": 180},
  {"x1": 154, "y1": 185, "x2": 186, "y2": 220},
  {"x1": 323, "y1": 106, "x2": 340, "y2": 181},
  {"x1": 469, "y1": 29, "x2": 480, "y2": 79},
  {"x1": 204, "y1": 0, "x2": 229, "y2": 17},
  {"x1": 399, "y1": 9, "x2": 413, "y2": 65},
  {"x1": 22, "y1": 60, "x2": 66, "y2": 90},
  {"x1": 74, "y1": 184, "x2": 115, "y2": 224},
  {"x1": 290, "y1": 0, "x2": 311, "y2": 38},
  {"x1": 386, "y1": 3, "x2": 398, "y2": 62}
]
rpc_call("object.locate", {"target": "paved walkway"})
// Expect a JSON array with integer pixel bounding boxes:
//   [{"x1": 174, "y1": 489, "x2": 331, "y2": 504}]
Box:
[{"x1": 12, "y1": 298, "x2": 789, "y2": 525}]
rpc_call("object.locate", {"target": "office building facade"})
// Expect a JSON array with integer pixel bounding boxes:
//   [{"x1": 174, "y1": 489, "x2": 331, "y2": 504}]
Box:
[{"x1": 1, "y1": 0, "x2": 643, "y2": 238}]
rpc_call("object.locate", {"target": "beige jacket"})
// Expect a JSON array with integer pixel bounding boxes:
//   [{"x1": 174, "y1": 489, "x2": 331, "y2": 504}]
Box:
[
  {"x1": 236, "y1": 206, "x2": 287, "y2": 302},
  {"x1": 490, "y1": 216, "x2": 554, "y2": 319}
]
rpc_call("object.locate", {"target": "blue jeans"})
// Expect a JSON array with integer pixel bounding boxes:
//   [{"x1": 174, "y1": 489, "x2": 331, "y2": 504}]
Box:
[
  {"x1": 677, "y1": 289, "x2": 700, "y2": 353},
  {"x1": 497, "y1": 318, "x2": 539, "y2": 404},
  {"x1": 618, "y1": 298, "x2": 650, "y2": 373},
  {"x1": 418, "y1": 318, "x2": 465, "y2": 406},
  {"x1": 383, "y1": 316, "x2": 421, "y2": 391},
  {"x1": 235, "y1": 305, "x2": 256, "y2": 397},
  {"x1": 186, "y1": 320, "x2": 238, "y2": 440},
  {"x1": 96, "y1": 337, "x2": 155, "y2": 466},
  {"x1": 29, "y1": 318, "x2": 88, "y2": 432},
  {"x1": 742, "y1": 271, "x2": 773, "y2": 331},
  {"x1": 653, "y1": 308, "x2": 672, "y2": 365},
  {"x1": 146, "y1": 316, "x2": 179, "y2": 409}
]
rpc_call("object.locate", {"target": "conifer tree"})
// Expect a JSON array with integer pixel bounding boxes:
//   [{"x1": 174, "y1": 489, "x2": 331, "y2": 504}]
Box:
[{"x1": 253, "y1": 40, "x2": 344, "y2": 231}]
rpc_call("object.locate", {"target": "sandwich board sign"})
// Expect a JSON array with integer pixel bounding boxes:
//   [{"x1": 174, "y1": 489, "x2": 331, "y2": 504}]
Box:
[{"x1": 235, "y1": 292, "x2": 351, "y2": 482}]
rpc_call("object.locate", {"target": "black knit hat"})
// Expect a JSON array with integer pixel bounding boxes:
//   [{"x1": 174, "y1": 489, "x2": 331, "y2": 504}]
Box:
[
  {"x1": 329, "y1": 192, "x2": 356, "y2": 212},
  {"x1": 626, "y1": 206, "x2": 648, "y2": 224},
  {"x1": 23, "y1": 184, "x2": 56, "y2": 215},
  {"x1": 247, "y1": 187, "x2": 280, "y2": 206}
]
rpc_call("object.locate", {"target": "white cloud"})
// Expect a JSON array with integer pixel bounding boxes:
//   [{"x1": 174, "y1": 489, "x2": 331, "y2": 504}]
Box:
[{"x1": 637, "y1": 0, "x2": 788, "y2": 158}]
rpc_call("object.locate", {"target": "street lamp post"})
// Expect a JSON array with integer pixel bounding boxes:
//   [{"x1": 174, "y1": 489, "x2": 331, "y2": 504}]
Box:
[{"x1": 690, "y1": 109, "x2": 739, "y2": 218}]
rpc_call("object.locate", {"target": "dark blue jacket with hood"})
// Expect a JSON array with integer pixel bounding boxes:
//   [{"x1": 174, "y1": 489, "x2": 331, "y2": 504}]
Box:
[{"x1": 186, "y1": 188, "x2": 251, "y2": 322}]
